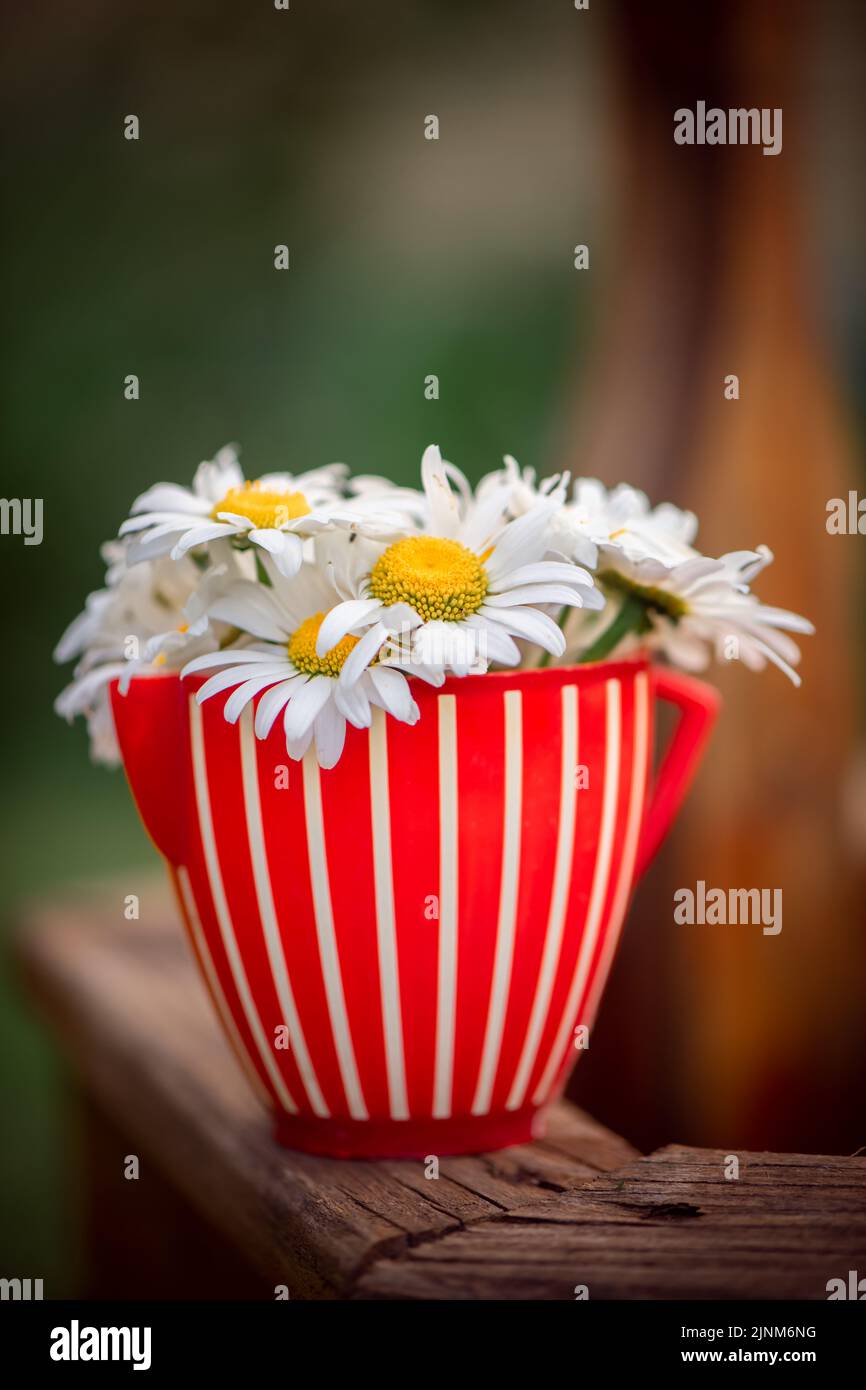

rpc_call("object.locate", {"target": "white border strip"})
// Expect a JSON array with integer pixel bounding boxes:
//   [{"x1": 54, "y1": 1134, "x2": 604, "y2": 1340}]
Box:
[
  {"x1": 532, "y1": 678, "x2": 622, "y2": 1105},
  {"x1": 433, "y1": 694, "x2": 459, "y2": 1119},
  {"x1": 506, "y1": 684, "x2": 579, "y2": 1111},
  {"x1": 302, "y1": 750, "x2": 368, "y2": 1120},
  {"x1": 369, "y1": 707, "x2": 410, "y2": 1120},
  {"x1": 472, "y1": 690, "x2": 524, "y2": 1115},
  {"x1": 189, "y1": 697, "x2": 297, "y2": 1113},
  {"x1": 239, "y1": 709, "x2": 329, "y2": 1117}
]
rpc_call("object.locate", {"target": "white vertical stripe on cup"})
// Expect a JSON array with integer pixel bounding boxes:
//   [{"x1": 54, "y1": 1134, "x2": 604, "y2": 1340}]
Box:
[
  {"x1": 582, "y1": 671, "x2": 650, "y2": 1028},
  {"x1": 506, "y1": 684, "x2": 579, "y2": 1111},
  {"x1": 189, "y1": 697, "x2": 297, "y2": 1113},
  {"x1": 368, "y1": 707, "x2": 410, "y2": 1120},
  {"x1": 175, "y1": 865, "x2": 271, "y2": 1108},
  {"x1": 532, "y1": 678, "x2": 622, "y2": 1106},
  {"x1": 433, "y1": 694, "x2": 459, "y2": 1119},
  {"x1": 471, "y1": 690, "x2": 524, "y2": 1115},
  {"x1": 239, "y1": 708, "x2": 329, "y2": 1117},
  {"x1": 301, "y1": 750, "x2": 368, "y2": 1120}
]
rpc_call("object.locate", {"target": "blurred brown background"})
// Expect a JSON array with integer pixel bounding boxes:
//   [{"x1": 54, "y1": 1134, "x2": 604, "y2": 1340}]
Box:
[
  {"x1": 570, "y1": 0, "x2": 866, "y2": 1157},
  {"x1": 0, "y1": 0, "x2": 863, "y2": 1293}
]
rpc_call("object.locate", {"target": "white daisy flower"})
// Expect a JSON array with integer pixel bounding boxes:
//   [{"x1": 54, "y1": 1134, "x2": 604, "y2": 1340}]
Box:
[
  {"x1": 476, "y1": 453, "x2": 569, "y2": 517},
  {"x1": 476, "y1": 462, "x2": 696, "y2": 572},
  {"x1": 54, "y1": 547, "x2": 229, "y2": 764},
  {"x1": 314, "y1": 444, "x2": 603, "y2": 684},
  {"x1": 567, "y1": 544, "x2": 814, "y2": 684},
  {"x1": 119, "y1": 444, "x2": 350, "y2": 578},
  {"x1": 182, "y1": 561, "x2": 443, "y2": 771},
  {"x1": 343, "y1": 474, "x2": 428, "y2": 529},
  {"x1": 328, "y1": 457, "x2": 474, "y2": 540},
  {"x1": 554, "y1": 478, "x2": 699, "y2": 570}
]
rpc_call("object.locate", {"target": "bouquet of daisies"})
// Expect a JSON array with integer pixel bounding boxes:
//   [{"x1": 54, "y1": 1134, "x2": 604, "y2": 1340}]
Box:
[{"x1": 55, "y1": 444, "x2": 813, "y2": 770}]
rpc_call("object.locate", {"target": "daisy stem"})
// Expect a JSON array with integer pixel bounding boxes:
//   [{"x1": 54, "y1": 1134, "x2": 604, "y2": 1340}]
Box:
[
  {"x1": 576, "y1": 594, "x2": 648, "y2": 664},
  {"x1": 255, "y1": 552, "x2": 273, "y2": 586}
]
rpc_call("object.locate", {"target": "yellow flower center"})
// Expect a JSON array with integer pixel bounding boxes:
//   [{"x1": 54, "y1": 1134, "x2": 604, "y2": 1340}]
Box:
[
  {"x1": 211, "y1": 480, "x2": 311, "y2": 530},
  {"x1": 369, "y1": 536, "x2": 488, "y2": 622},
  {"x1": 288, "y1": 612, "x2": 360, "y2": 679}
]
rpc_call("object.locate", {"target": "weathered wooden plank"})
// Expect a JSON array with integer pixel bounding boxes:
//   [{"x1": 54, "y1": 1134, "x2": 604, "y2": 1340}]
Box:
[
  {"x1": 537, "y1": 1101, "x2": 640, "y2": 1172},
  {"x1": 354, "y1": 1147, "x2": 866, "y2": 1300},
  {"x1": 14, "y1": 879, "x2": 637, "y2": 1299}
]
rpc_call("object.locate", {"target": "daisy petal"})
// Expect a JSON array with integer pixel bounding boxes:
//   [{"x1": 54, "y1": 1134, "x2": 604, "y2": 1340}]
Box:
[
  {"x1": 196, "y1": 663, "x2": 289, "y2": 703},
  {"x1": 130, "y1": 485, "x2": 211, "y2": 516},
  {"x1": 313, "y1": 700, "x2": 347, "y2": 769},
  {"x1": 223, "y1": 673, "x2": 289, "y2": 724},
  {"x1": 283, "y1": 674, "x2": 333, "y2": 741},
  {"x1": 334, "y1": 680, "x2": 373, "y2": 728},
  {"x1": 421, "y1": 444, "x2": 461, "y2": 537},
  {"x1": 485, "y1": 502, "x2": 558, "y2": 581},
  {"x1": 286, "y1": 726, "x2": 315, "y2": 762},
  {"x1": 459, "y1": 483, "x2": 512, "y2": 553},
  {"x1": 247, "y1": 528, "x2": 286, "y2": 553},
  {"x1": 119, "y1": 514, "x2": 184, "y2": 537},
  {"x1": 55, "y1": 663, "x2": 126, "y2": 716},
  {"x1": 193, "y1": 449, "x2": 243, "y2": 501},
  {"x1": 269, "y1": 533, "x2": 305, "y2": 579},
  {"x1": 255, "y1": 677, "x2": 304, "y2": 738},
  {"x1": 463, "y1": 616, "x2": 520, "y2": 666},
  {"x1": 367, "y1": 666, "x2": 420, "y2": 724},
  {"x1": 481, "y1": 603, "x2": 566, "y2": 655},
  {"x1": 740, "y1": 635, "x2": 802, "y2": 685},
  {"x1": 744, "y1": 605, "x2": 815, "y2": 635},
  {"x1": 181, "y1": 646, "x2": 283, "y2": 677},
  {"x1": 172, "y1": 522, "x2": 238, "y2": 557},
  {"x1": 487, "y1": 561, "x2": 595, "y2": 592},
  {"x1": 204, "y1": 587, "x2": 288, "y2": 643},
  {"x1": 401, "y1": 662, "x2": 446, "y2": 687},
  {"x1": 483, "y1": 583, "x2": 598, "y2": 609},
  {"x1": 338, "y1": 622, "x2": 388, "y2": 688},
  {"x1": 316, "y1": 598, "x2": 383, "y2": 656}
]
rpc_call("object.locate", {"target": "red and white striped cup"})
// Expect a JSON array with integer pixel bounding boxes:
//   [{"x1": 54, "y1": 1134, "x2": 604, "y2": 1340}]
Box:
[{"x1": 111, "y1": 656, "x2": 718, "y2": 1157}]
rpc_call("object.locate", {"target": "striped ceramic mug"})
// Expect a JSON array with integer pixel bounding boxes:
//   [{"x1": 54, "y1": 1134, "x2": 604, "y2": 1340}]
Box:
[{"x1": 111, "y1": 656, "x2": 718, "y2": 1157}]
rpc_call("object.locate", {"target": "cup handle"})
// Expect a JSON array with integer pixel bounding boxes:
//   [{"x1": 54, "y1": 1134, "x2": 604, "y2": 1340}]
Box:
[{"x1": 634, "y1": 666, "x2": 721, "y2": 878}]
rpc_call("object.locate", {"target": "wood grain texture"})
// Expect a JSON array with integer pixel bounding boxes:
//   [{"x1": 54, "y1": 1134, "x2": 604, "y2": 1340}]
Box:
[
  {"x1": 14, "y1": 879, "x2": 865, "y2": 1300},
  {"x1": 356, "y1": 1147, "x2": 866, "y2": 1300}
]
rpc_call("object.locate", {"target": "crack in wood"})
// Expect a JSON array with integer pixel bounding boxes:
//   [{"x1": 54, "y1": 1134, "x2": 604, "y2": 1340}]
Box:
[{"x1": 637, "y1": 1201, "x2": 702, "y2": 1220}]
